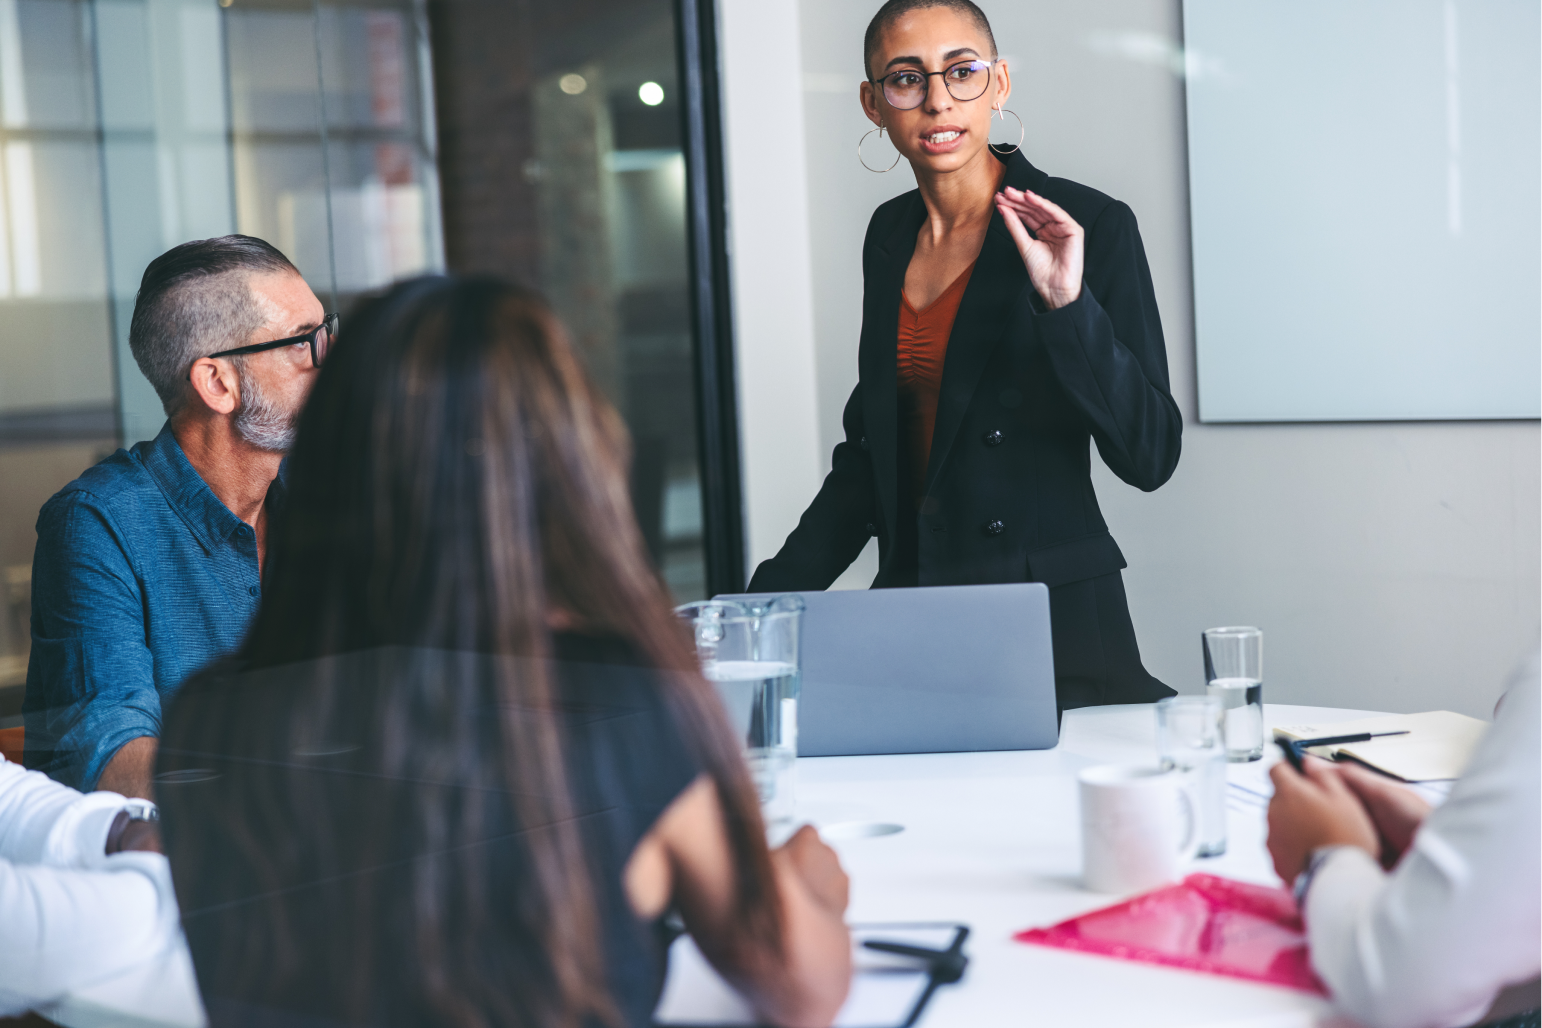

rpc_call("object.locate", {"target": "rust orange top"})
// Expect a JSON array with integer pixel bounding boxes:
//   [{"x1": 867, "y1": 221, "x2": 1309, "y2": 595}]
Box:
[{"x1": 897, "y1": 261, "x2": 975, "y2": 507}]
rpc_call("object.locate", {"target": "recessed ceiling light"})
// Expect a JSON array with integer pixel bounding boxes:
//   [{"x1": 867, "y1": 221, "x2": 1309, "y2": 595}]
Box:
[
  {"x1": 638, "y1": 81, "x2": 665, "y2": 106},
  {"x1": 559, "y1": 73, "x2": 587, "y2": 95}
]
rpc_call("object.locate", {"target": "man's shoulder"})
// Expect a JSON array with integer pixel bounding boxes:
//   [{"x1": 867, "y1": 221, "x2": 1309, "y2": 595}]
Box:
[{"x1": 39, "y1": 444, "x2": 166, "y2": 530}]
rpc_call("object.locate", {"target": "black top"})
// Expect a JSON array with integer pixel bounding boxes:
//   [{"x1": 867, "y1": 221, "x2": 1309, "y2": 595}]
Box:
[
  {"x1": 157, "y1": 633, "x2": 702, "y2": 1028},
  {"x1": 749, "y1": 148, "x2": 1179, "y2": 709}
]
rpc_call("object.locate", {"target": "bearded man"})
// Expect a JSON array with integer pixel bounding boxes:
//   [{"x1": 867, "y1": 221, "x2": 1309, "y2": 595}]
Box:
[{"x1": 24, "y1": 236, "x2": 330, "y2": 797}]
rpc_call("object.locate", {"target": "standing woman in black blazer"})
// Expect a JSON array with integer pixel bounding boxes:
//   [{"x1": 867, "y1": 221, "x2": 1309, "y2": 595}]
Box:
[{"x1": 748, "y1": 0, "x2": 1181, "y2": 711}]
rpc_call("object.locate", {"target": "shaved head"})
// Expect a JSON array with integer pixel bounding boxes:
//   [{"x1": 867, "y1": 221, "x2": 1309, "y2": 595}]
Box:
[{"x1": 863, "y1": 0, "x2": 997, "y2": 79}]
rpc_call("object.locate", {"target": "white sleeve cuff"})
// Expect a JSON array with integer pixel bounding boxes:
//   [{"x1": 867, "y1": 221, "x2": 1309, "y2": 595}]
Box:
[
  {"x1": 0, "y1": 758, "x2": 134, "y2": 868},
  {"x1": 1304, "y1": 844, "x2": 1386, "y2": 920},
  {"x1": 44, "y1": 791, "x2": 132, "y2": 869}
]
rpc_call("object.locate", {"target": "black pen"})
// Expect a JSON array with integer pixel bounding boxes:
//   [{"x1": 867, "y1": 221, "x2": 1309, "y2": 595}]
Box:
[
  {"x1": 862, "y1": 938, "x2": 970, "y2": 983},
  {"x1": 1276, "y1": 730, "x2": 1411, "y2": 773}
]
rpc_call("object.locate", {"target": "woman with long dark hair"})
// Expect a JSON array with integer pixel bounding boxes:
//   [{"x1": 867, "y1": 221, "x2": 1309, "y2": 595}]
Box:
[
  {"x1": 154, "y1": 276, "x2": 852, "y2": 1027},
  {"x1": 749, "y1": 0, "x2": 1181, "y2": 712}
]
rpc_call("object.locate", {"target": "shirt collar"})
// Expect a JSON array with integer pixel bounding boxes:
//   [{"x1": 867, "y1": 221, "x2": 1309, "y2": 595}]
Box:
[{"x1": 140, "y1": 423, "x2": 272, "y2": 555}]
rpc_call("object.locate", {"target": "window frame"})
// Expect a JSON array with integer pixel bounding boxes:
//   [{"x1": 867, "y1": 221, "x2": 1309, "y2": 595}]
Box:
[{"x1": 674, "y1": 0, "x2": 746, "y2": 597}]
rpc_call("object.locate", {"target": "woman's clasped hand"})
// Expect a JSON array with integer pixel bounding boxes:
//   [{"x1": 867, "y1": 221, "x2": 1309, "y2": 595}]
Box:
[{"x1": 1267, "y1": 757, "x2": 1436, "y2": 881}]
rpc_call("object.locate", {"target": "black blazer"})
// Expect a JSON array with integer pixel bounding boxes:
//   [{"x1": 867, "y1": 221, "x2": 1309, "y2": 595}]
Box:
[{"x1": 748, "y1": 148, "x2": 1180, "y2": 710}]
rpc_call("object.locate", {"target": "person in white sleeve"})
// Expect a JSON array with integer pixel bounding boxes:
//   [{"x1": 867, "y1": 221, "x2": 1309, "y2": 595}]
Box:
[
  {"x1": 0, "y1": 753, "x2": 189, "y2": 1018},
  {"x1": 1267, "y1": 646, "x2": 1542, "y2": 1028}
]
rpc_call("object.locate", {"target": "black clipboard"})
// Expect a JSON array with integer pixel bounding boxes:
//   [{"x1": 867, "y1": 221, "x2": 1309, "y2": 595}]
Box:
[{"x1": 654, "y1": 921, "x2": 970, "y2": 1028}]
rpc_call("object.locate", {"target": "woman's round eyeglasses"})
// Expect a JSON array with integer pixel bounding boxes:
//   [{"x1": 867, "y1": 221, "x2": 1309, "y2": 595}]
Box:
[
  {"x1": 871, "y1": 59, "x2": 995, "y2": 111},
  {"x1": 206, "y1": 312, "x2": 337, "y2": 369}
]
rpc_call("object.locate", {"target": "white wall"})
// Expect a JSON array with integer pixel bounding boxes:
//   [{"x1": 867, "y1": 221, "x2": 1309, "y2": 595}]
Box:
[
  {"x1": 715, "y1": 0, "x2": 827, "y2": 570},
  {"x1": 720, "y1": 0, "x2": 1540, "y2": 718}
]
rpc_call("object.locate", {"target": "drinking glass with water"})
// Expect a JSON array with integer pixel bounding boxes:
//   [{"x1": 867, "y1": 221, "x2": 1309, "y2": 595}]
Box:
[
  {"x1": 675, "y1": 597, "x2": 803, "y2": 837},
  {"x1": 1155, "y1": 695, "x2": 1227, "y2": 856},
  {"x1": 1202, "y1": 626, "x2": 1265, "y2": 762}
]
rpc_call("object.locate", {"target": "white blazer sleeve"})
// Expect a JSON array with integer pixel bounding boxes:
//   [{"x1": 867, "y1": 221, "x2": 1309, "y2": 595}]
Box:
[
  {"x1": 0, "y1": 851, "x2": 182, "y2": 1017},
  {"x1": 1304, "y1": 648, "x2": 1542, "y2": 1028},
  {"x1": 0, "y1": 755, "x2": 194, "y2": 1019},
  {"x1": 0, "y1": 754, "x2": 128, "y2": 866}
]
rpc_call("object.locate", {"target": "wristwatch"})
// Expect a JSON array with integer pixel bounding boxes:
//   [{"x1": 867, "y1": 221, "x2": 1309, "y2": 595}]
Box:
[
  {"x1": 123, "y1": 798, "x2": 160, "y2": 824},
  {"x1": 105, "y1": 798, "x2": 160, "y2": 854}
]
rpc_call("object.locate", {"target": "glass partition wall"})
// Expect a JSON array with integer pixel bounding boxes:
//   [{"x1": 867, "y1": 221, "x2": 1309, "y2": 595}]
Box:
[
  {"x1": 1, "y1": 0, "x2": 121, "y2": 719},
  {"x1": 0, "y1": 0, "x2": 728, "y2": 729},
  {"x1": 0, "y1": 0, "x2": 445, "y2": 727},
  {"x1": 97, "y1": 0, "x2": 445, "y2": 442},
  {"x1": 429, "y1": 0, "x2": 723, "y2": 603}
]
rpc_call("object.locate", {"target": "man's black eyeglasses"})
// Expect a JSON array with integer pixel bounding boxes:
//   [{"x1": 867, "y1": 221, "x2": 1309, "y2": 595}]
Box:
[
  {"x1": 206, "y1": 313, "x2": 337, "y2": 369},
  {"x1": 871, "y1": 59, "x2": 996, "y2": 111}
]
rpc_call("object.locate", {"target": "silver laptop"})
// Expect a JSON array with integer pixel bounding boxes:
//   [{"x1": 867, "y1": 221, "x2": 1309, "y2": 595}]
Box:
[{"x1": 715, "y1": 583, "x2": 1058, "y2": 756}]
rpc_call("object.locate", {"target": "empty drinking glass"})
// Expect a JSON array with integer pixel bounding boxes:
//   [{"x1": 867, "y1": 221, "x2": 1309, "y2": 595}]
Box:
[
  {"x1": 1155, "y1": 695, "x2": 1227, "y2": 857},
  {"x1": 675, "y1": 596, "x2": 803, "y2": 837},
  {"x1": 1203, "y1": 626, "x2": 1265, "y2": 762}
]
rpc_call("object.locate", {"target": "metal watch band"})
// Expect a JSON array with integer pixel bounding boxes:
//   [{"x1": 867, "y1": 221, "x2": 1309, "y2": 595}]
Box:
[{"x1": 122, "y1": 798, "x2": 160, "y2": 823}]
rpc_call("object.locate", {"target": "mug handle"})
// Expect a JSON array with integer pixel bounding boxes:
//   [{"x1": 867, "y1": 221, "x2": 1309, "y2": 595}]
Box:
[{"x1": 1173, "y1": 774, "x2": 1202, "y2": 864}]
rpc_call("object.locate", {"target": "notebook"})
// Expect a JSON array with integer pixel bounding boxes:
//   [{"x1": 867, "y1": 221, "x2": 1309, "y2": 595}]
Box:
[{"x1": 1273, "y1": 710, "x2": 1489, "y2": 781}]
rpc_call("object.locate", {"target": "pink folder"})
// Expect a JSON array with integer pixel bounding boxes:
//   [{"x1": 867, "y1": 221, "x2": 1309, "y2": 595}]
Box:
[{"x1": 1015, "y1": 873, "x2": 1326, "y2": 994}]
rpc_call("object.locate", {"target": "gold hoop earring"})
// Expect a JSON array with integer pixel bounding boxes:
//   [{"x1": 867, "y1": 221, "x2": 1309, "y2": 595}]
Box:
[
  {"x1": 858, "y1": 125, "x2": 902, "y2": 173},
  {"x1": 990, "y1": 106, "x2": 1024, "y2": 154}
]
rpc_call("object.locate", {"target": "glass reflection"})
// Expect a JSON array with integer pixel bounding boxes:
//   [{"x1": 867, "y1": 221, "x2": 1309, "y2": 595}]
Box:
[{"x1": 227, "y1": 0, "x2": 443, "y2": 305}]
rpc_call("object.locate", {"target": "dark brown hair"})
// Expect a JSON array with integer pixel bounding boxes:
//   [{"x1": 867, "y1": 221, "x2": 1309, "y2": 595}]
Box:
[
  {"x1": 159, "y1": 276, "x2": 779, "y2": 1027},
  {"x1": 863, "y1": 0, "x2": 997, "y2": 80}
]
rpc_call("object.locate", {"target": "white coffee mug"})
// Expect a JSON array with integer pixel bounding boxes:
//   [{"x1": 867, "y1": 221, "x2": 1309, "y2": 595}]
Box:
[{"x1": 1079, "y1": 763, "x2": 1200, "y2": 894}]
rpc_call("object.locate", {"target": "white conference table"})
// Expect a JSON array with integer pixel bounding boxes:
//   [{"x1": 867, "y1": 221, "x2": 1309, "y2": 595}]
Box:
[
  {"x1": 764, "y1": 701, "x2": 1386, "y2": 1028},
  {"x1": 50, "y1": 702, "x2": 1393, "y2": 1028}
]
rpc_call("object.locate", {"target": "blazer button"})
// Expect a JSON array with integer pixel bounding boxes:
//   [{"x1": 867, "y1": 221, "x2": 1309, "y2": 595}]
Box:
[
  {"x1": 984, "y1": 519, "x2": 1005, "y2": 536},
  {"x1": 864, "y1": 522, "x2": 876, "y2": 536},
  {"x1": 860, "y1": 436, "x2": 870, "y2": 451},
  {"x1": 983, "y1": 429, "x2": 1004, "y2": 447}
]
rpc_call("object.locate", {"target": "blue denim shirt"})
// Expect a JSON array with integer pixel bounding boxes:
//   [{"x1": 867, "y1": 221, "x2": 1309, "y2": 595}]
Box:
[{"x1": 24, "y1": 424, "x2": 273, "y2": 789}]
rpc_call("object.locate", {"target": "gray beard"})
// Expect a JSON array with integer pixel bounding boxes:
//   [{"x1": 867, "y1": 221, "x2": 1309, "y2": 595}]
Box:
[{"x1": 232, "y1": 361, "x2": 299, "y2": 453}]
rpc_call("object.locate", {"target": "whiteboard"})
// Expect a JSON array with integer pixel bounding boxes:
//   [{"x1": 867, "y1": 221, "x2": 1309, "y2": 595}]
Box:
[{"x1": 1184, "y1": 0, "x2": 1540, "y2": 422}]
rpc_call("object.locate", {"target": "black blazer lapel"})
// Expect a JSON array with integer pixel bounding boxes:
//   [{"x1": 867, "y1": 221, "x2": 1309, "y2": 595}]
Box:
[
  {"x1": 919, "y1": 148, "x2": 1048, "y2": 502},
  {"x1": 998, "y1": 144, "x2": 1049, "y2": 194},
  {"x1": 920, "y1": 214, "x2": 1024, "y2": 499},
  {"x1": 861, "y1": 193, "x2": 925, "y2": 542}
]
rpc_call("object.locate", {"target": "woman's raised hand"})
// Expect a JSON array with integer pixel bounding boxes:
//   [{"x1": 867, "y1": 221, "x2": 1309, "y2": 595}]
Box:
[{"x1": 995, "y1": 186, "x2": 1084, "y2": 310}]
